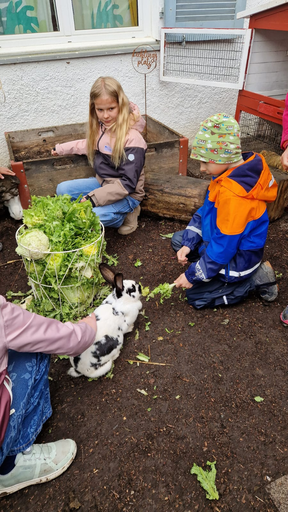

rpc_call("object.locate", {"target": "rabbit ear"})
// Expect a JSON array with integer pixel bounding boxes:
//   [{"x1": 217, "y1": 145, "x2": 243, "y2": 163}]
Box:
[
  {"x1": 99, "y1": 263, "x2": 116, "y2": 286},
  {"x1": 114, "y1": 273, "x2": 124, "y2": 299}
]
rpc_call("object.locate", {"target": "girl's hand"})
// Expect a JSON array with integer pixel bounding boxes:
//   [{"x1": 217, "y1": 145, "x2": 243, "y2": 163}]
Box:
[
  {"x1": 0, "y1": 167, "x2": 15, "y2": 179},
  {"x1": 79, "y1": 312, "x2": 97, "y2": 333},
  {"x1": 174, "y1": 273, "x2": 193, "y2": 289},
  {"x1": 281, "y1": 146, "x2": 288, "y2": 171},
  {"x1": 177, "y1": 246, "x2": 191, "y2": 266},
  {"x1": 51, "y1": 148, "x2": 58, "y2": 156},
  {"x1": 80, "y1": 196, "x2": 87, "y2": 203}
]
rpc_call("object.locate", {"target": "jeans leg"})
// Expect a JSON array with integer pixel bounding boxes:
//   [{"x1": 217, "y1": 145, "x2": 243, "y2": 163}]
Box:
[
  {"x1": 0, "y1": 351, "x2": 52, "y2": 465},
  {"x1": 92, "y1": 197, "x2": 140, "y2": 228},
  {"x1": 56, "y1": 177, "x2": 101, "y2": 200}
]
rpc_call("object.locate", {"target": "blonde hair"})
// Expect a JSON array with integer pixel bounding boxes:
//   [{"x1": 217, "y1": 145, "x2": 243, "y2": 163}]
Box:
[{"x1": 87, "y1": 76, "x2": 133, "y2": 168}]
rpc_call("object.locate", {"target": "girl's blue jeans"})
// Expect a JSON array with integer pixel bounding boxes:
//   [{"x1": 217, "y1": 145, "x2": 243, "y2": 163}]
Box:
[
  {"x1": 0, "y1": 351, "x2": 52, "y2": 465},
  {"x1": 56, "y1": 177, "x2": 140, "y2": 228}
]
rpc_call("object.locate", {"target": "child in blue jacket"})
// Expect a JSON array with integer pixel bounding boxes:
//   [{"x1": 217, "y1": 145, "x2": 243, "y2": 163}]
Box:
[{"x1": 172, "y1": 113, "x2": 278, "y2": 309}]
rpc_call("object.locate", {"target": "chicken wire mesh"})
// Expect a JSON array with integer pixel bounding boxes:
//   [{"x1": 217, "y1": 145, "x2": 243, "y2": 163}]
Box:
[
  {"x1": 161, "y1": 29, "x2": 250, "y2": 87},
  {"x1": 16, "y1": 223, "x2": 105, "y2": 319},
  {"x1": 239, "y1": 112, "x2": 282, "y2": 154}
]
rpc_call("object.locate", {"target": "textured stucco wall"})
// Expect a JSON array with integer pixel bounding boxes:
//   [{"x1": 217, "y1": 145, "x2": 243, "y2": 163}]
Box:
[
  {"x1": 0, "y1": 0, "x2": 270, "y2": 167},
  {"x1": 0, "y1": 55, "x2": 239, "y2": 166}
]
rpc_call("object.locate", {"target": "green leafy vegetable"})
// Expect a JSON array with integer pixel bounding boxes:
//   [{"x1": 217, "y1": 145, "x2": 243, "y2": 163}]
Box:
[
  {"x1": 140, "y1": 285, "x2": 150, "y2": 297},
  {"x1": 146, "y1": 283, "x2": 176, "y2": 304},
  {"x1": 15, "y1": 195, "x2": 108, "y2": 322},
  {"x1": 190, "y1": 461, "x2": 219, "y2": 500},
  {"x1": 16, "y1": 229, "x2": 50, "y2": 260}
]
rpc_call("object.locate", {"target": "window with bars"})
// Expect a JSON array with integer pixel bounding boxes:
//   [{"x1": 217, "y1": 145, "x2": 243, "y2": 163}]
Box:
[
  {"x1": 160, "y1": 28, "x2": 251, "y2": 89},
  {"x1": 164, "y1": 0, "x2": 247, "y2": 29}
]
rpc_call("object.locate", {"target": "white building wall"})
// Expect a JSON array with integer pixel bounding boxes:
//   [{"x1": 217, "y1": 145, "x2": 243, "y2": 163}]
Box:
[{"x1": 0, "y1": 0, "x2": 271, "y2": 167}]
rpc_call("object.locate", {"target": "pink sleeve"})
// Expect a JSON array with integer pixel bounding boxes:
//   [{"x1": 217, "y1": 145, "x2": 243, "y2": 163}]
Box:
[
  {"x1": 1, "y1": 297, "x2": 95, "y2": 357},
  {"x1": 55, "y1": 139, "x2": 88, "y2": 156},
  {"x1": 129, "y1": 102, "x2": 146, "y2": 133},
  {"x1": 281, "y1": 93, "x2": 288, "y2": 149}
]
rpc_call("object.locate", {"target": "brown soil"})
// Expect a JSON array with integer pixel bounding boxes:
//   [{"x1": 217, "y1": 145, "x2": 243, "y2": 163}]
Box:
[{"x1": 1, "y1": 207, "x2": 288, "y2": 512}]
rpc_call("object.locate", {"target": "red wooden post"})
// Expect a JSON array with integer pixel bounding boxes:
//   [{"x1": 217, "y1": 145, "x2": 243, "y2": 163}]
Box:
[
  {"x1": 10, "y1": 161, "x2": 31, "y2": 209},
  {"x1": 179, "y1": 137, "x2": 188, "y2": 175}
]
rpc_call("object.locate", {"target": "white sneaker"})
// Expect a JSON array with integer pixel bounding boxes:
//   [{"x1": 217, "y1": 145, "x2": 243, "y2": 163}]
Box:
[{"x1": 0, "y1": 439, "x2": 76, "y2": 497}]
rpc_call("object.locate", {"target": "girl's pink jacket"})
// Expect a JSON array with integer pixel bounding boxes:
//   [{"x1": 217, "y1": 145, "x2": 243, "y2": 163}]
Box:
[
  {"x1": 281, "y1": 93, "x2": 288, "y2": 149},
  {"x1": 0, "y1": 295, "x2": 96, "y2": 374}
]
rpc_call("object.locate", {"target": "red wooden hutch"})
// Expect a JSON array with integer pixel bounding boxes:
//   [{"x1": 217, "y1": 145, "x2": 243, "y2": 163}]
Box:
[{"x1": 235, "y1": 0, "x2": 288, "y2": 127}]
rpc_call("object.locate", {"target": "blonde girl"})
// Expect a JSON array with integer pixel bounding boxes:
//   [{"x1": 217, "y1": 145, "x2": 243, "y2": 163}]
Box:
[{"x1": 54, "y1": 77, "x2": 147, "y2": 235}]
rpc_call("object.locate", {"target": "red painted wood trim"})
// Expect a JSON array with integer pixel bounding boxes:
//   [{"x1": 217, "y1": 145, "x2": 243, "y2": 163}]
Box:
[
  {"x1": 249, "y1": 4, "x2": 288, "y2": 31},
  {"x1": 10, "y1": 161, "x2": 31, "y2": 209},
  {"x1": 235, "y1": 90, "x2": 285, "y2": 125},
  {"x1": 179, "y1": 137, "x2": 188, "y2": 176}
]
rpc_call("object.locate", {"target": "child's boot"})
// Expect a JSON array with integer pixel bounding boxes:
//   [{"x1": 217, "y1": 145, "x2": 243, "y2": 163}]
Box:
[
  {"x1": 251, "y1": 261, "x2": 278, "y2": 302},
  {"x1": 118, "y1": 206, "x2": 141, "y2": 235}
]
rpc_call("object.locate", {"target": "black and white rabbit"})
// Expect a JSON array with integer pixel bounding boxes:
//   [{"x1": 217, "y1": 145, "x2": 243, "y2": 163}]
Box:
[{"x1": 68, "y1": 263, "x2": 142, "y2": 379}]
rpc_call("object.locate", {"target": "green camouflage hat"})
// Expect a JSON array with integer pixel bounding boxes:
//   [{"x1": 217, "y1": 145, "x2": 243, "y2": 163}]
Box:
[{"x1": 190, "y1": 113, "x2": 242, "y2": 164}]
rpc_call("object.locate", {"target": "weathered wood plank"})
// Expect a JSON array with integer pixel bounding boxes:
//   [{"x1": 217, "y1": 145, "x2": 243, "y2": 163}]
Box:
[{"x1": 142, "y1": 172, "x2": 208, "y2": 222}]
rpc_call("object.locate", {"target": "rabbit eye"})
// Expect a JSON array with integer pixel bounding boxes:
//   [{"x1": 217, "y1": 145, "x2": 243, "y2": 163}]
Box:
[{"x1": 126, "y1": 284, "x2": 136, "y2": 296}]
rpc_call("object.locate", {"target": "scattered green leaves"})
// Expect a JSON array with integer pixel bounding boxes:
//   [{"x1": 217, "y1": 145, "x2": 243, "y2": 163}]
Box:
[
  {"x1": 160, "y1": 232, "x2": 174, "y2": 239},
  {"x1": 136, "y1": 352, "x2": 150, "y2": 362},
  {"x1": 104, "y1": 253, "x2": 118, "y2": 266},
  {"x1": 190, "y1": 461, "x2": 219, "y2": 500},
  {"x1": 145, "y1": 321, "x2": 151, "y2": 331},
  {"x1": 137, "y1": 389, "x2": 148, "y2": 396},
  {"x1": 134, "y1": 259, "x2": 142, "y2": 267},
  {"x1": 254, "y1": 396, "x2": 264, "y2": 402},
  {"x1": 105, "y1": 363, "x2": 114, "y2": 379},
  {"x1": 55, "y1": 354, "x2": 69, "y2": 361},
  {"x1": 221, "y1": 319, "x2": 229, "y2": 325},
  {"x1": 141, "y1": 285, "x2": 150, "y2": 297},
  {"x1": 188, "y1": 322, "x2": 195, "y2": 327},
  {"x1": 146, "y1": 283, "x2": 176, "y2": 304}
]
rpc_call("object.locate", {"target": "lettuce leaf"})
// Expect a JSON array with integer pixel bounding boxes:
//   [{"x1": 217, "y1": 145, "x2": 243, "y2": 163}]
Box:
[
  {"x1": 190, "y1": 461, "x2": 219, "y2": 500},
  {"x1": 146, "y1": 283, "x2": 175, "y2": 304}
]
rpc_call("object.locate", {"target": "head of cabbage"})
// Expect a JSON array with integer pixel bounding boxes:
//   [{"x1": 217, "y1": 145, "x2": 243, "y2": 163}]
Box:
[{"x1": 16, "y1": 229, "x2": 50, "y2": 260}]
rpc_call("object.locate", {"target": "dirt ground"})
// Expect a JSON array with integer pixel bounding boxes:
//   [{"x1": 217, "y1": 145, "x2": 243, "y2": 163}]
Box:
[{"x1": 1, "y1": 206, "x2": 288, "y2": 512}]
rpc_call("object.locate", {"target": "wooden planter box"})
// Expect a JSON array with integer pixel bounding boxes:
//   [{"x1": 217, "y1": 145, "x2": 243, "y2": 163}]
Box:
[
  {"x1": 5, "y1": 116, "x2": 209, "y2": 222},
  {"x1": 6, "y1": 115, "x2": 285, "y2": 222}
]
